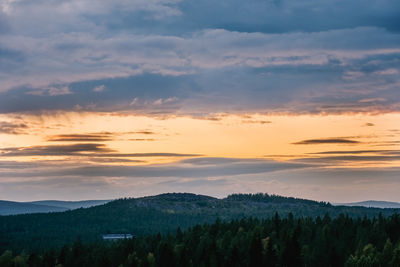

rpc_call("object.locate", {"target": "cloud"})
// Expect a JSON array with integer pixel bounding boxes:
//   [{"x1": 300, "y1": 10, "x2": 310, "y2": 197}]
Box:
[
  {"x1": 0, "y1": 27, "x2": 399, "y2": 115},
  {"x1": 129, "y1": 139, "x2": 155, "y2": 141},
  {"x1": 0, "y1": 1, "x2": 399, "y2": 116},
  {"x1": 93, "y1": 85, "x2": 105, "y2": 92},
  {"x1": 242, "y1": 120, "x2": 272, "y2": 124},
  {"x1": 0, "y1": 143, "x2": 201, "y2": 158},
  {"x1": 158, "y1": 178, "x2": 231, "y2": 188},
  {"x1": 95, "y1": 153, "x2": 201, "y2": 158},
  {"x1": 0, "y1": 121, "x2": 28, "y2": 134},
  {"x1": 28, "y1": 86, "x2": 72, "y2": 96},
  {"x1": 0, "y1": 143, "x2": 111, "y2": 157},
  {"x1": 46, "y1": 131, "x2": 158, "y2": 142},
  {"x1": 292, "y1": 138, "x2": 360, "y2": 145},
  {"x1": 47, "y1": 133, "x2": 115, "y2": 142},
  {"x1": 153, "y1": 97, "x2": 178, "y2": 105},
  {"x1": 88, "y1": 158, "x2": 144, "y2": 163},
  {"x1": 295, "y1": 155, "x2": 400, "y2": 165},
  {"x1": 1, "y1": 156, "x2": 400, "y2": 202},
  {"x1": 3, "y1": 0, "x2": 400, "y2": 36},
  {"x1": 0, "y1": 157, "x2": 310, "y2": 179},
  {"x1": 309, "y1": 149, "x2": 400, "y2": 155},
  {"x1": 291, "y1": 149, "x2": 400, "y2": 166},
  {"x1": 364, "y1": 123, "x2": 375, "y2": 127},
  {"x1": 129, "y1": 130, "x2": 156, "y2": 135},
  {"x1": 1, "y1": 0, "x2": 400, "y2": 202}
]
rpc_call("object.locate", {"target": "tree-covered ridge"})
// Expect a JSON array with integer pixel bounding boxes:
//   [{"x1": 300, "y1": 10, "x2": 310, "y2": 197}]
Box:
[
  {"x1": 0, "y1": 193, "x2": 399, "y2": 253},
  {"x1": 2, "y1": 213, "x2": 400, "y2": 267},
  {"x1": 225, "y1": 193, "x2": 331, "y2": 206}
]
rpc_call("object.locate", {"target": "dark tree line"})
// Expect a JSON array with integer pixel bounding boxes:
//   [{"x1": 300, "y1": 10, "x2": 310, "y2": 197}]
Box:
[{"x1": 2, "y1": 212, "x2": 400, "y2": 266}]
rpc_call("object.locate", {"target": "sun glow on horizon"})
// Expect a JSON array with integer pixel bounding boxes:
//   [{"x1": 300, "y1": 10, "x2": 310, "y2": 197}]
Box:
[{"x1": 1, "y1": 112, "x2": 399, "y2": 168}]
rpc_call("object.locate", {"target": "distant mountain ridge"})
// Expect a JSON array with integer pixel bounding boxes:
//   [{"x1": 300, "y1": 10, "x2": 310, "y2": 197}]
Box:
[
  {"x1": 29, "y1": 200, "x2": 111, "y2": 209},
  {"x1": 335, "y1": 200, "x2": 400, "y2": 209},
  {"x1": 0, "y1": 200, "x2": 68, "y2": 215},
  {"x1": 2, "y1": 194, "x2": 399, "y2": 216},
  {"x1": 0, "y1": 199, "x2": 110, "y2": 215}
]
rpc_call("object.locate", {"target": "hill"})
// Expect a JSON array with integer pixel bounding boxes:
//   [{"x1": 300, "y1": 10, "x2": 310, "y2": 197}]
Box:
[
  {"x1": 0, "y1": 199, "x2": 111, "y2": 215},
  {"x1": 28, "y1": 199, "x2": 111, "y2": 210},
  {"x1": 0, "y1": 193, "x2": 399, "y2": 252},
  {"x1": 0, "y1": 200, "x2": 68, "y2": 215},
  {"x1": 335, "y1": 200, "x2": 400, "y2": 209}
]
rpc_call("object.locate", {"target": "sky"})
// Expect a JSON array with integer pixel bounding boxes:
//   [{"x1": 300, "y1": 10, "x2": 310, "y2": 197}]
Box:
[{"x1": 0, "y1": 0, "x2": 399, "y2": 202}]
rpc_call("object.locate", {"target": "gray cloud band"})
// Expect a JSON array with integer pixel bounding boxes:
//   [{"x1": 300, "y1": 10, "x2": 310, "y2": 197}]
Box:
[{"x1": 0, "y1": 12, "x2": 399, "y2": 115}]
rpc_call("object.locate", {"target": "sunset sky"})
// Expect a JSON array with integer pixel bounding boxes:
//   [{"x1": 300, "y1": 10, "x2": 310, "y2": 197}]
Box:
[{"x1": 0, "y1": 0, "x2": 399, "y2": 202}]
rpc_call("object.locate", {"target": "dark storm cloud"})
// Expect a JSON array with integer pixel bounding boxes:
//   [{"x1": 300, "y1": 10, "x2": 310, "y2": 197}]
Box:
[
  {"x1": 0, "y1": 121, "x2": 28, "y2": 134},
  {"x1": 292, "y1": 138, "x2": 360, "y2": 145}
]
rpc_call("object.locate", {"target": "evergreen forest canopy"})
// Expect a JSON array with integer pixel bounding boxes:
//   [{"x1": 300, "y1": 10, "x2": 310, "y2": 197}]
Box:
[
  {"x1": 1, "y1": 193, "x2": 400, "y2": 266},
  {"x1": 2, "y1": 214, "x2": 400, "y2": 266}
]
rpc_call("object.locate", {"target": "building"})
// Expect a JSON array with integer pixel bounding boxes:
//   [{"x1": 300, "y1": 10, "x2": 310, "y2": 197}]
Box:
[{"x1": 102, "y1": 234, "x2": 134, "y2": 240}]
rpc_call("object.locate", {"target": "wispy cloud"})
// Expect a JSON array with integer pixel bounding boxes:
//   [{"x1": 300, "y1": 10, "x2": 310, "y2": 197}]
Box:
[
  {"x1": 294, "y1": 155, "x2": 400, "y2": 165},
  {"x1": 0, "y1": 121, "x2": 28, "y2": 134},
  {"x1": 0, "y1": 143, "x2": 201, "y2": 158},
  {"x1": 129, "y1": 138, "x2": 155, "y2": 141},
  {"x1": 0, "y1": 143, "x2": 112, "y2": 156},
  {"x1": 93, "y1": 84, "x2": 105, "y2": 92},
  {"x1": 292, "y1": 138, "x2": 360, "y2": 145},
  {"x1": 47, "y1": 133, "x2": 115, "y2": 142},
  {"x1": 0, "y1": 157, "x2": 310, "y2": 179},
  {"x1": 1, "y1": 156, "x2": 399, "y2": 202},
  {"x1": 242, "y1": 120, "x2": 272, "y2": 124},
  {"x1": 309, "y1": 149, "x2": 400, "y2": 155},
  {"x1": 291, "y1": 149, "x2": 400, "y2": 166},
  {"x1": 129, "y1": 131, "x2": 156, "y2": 135}
]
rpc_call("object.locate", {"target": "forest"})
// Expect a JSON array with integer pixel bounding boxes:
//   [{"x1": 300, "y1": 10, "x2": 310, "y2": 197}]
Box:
[
  {"x1": 2, "y1": 213, "x2": 400, "y2": 266},
  {"x1": 1, "y1": 193, "x2": 400, "y2": 266},
  {"x1": 1, "y1": 193, "x2": 399, "y2": 253}
]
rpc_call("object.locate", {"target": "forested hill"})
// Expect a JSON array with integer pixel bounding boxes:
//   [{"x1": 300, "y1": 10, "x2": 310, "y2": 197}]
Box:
[
  {"x1": 0, "y1": 193, "x2": 399, "y2": 252},
  {"x1": 0, "y1": 199, "x2": 110, "y2": 215}
]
